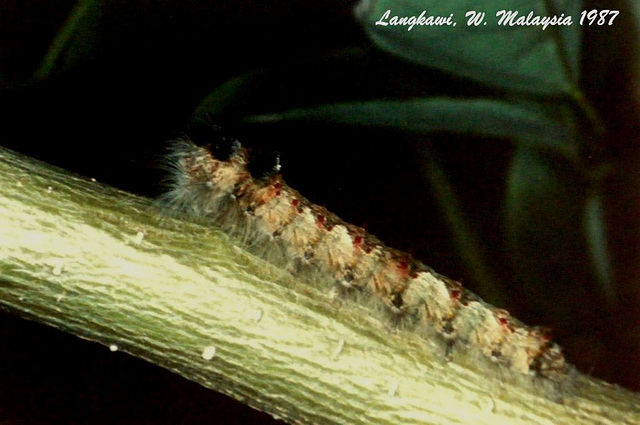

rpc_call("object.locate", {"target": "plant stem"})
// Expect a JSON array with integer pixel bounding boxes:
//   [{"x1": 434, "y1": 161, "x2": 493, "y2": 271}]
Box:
[{"x1": 0, "y1": 146, "x2": 638, "y2": 425}]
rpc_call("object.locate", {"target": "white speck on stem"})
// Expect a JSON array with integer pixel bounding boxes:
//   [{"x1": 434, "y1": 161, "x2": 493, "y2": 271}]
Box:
[
  {"x1": 202, "y1": 345, "x2": 216, "y2": 360},
  {"x1": 252, "y1": 308, "x2": 263, "y2": 323},
  {"x1": 109, "y1": 344, "x2": 119, "y2": 352},
  {"x1": 387, "y1": 380, "x2": 398, "y2": 397},
  {"x1": 51, "y1": 260, "x2": 64, "y2": 275},
  {"x1": 47, "y1": 186, "x2": 53, "y2": 194},
  {"x1": 328, "y1": 287, "x2": 340, "y2": 301},
  {"x1": 133, "y1": 231, "x2": 144, "y2": 245},
  {"x1": 332, "y1": 339, "x2": 345, "y2": 360}
]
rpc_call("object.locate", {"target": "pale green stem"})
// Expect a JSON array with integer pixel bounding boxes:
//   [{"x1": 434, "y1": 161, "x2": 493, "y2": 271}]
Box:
[{"x1": 0, "y1": 146, "x2": 638, "y2": 424}]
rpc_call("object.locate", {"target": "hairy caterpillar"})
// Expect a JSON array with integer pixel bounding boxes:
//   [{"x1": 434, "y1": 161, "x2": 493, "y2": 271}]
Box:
[{"x1": 161, "y1": 136, "x2": 571, "y2": 393}]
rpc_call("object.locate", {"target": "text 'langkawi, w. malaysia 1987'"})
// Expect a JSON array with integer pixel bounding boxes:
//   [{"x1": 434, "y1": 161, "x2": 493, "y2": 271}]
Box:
[{"x1": 374, "y1": 9, "x2": 619, "y2": 31}]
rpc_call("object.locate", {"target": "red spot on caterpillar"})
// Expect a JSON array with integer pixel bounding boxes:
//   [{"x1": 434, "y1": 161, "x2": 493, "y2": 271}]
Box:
[
  {"x1": 493, "y1": 310, "x2": 515, "y2": 332},
  {"x1": 396, "y1": 259, "x2": 412, "y2": 279},
  {"x1": 450, "y1": 290, "x2": 460, "y2": 300},
  {"x1": 541, "y1": 328, "x2": 553, "y2": 342},
  {"x1": 273, "y1": 181, "x2": 282, "y2": 190},
  {"x1": 316, "y1": 215, "x2": 325, "y2": 226},
  {"x1": 353, "y1": 236, "x2": 363, "y2": 246},
  {"x1": 292, "y1": 199, "x2": 299, "y2": 207}
]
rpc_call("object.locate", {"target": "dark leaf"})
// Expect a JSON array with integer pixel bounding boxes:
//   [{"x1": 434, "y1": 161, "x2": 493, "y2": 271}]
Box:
[
  {"x1": 355, "y1": 0, "x2": 583, "y2": 95},
  {"x1": 245, "y1": 97, "x2": 580, "y2": 159}
]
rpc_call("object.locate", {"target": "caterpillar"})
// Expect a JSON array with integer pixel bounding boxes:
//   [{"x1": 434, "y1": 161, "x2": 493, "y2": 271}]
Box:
[{"x1": 161, "y1": 136, "x2": 571, "y2": 392}]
